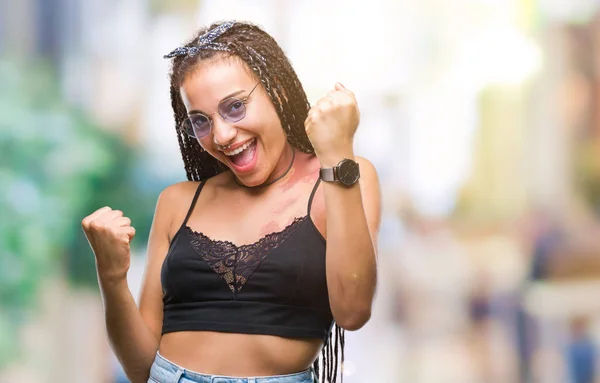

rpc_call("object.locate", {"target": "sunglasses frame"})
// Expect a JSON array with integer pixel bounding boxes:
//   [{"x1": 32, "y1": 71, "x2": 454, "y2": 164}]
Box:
[{"x1": 179, "y1": 81, "x2": 261, "y2": 139}]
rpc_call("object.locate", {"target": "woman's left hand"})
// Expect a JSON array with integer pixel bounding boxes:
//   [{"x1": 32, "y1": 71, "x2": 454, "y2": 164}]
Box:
[{"x1": 304, "y1": 83, "x2": 360, "y2": 165}]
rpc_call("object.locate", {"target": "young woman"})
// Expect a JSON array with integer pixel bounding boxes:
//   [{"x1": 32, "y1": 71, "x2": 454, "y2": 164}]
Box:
[{"x1": 82, "y1": 20, "x2": 380, "y2": 383}]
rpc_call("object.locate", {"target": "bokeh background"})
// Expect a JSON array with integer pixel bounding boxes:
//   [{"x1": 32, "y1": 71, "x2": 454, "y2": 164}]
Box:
[{"x1": 3, "y1": 0, "x2": 600, "y2": 382}]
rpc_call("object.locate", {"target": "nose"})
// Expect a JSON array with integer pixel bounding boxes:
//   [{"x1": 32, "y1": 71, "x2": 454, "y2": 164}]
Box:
[{"x1": 211, "y1": 116, "x2": 237, "y2": 147}]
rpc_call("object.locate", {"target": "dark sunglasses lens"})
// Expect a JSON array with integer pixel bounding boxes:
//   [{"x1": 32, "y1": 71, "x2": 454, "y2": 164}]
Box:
[{"x1": 219, "y1": 98, "x2": 246, "y2": 122}]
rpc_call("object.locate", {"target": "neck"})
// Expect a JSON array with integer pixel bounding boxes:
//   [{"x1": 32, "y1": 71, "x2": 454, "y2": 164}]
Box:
[{"x1": 234, "y1": 146, "x2": 296, "y2": 189}]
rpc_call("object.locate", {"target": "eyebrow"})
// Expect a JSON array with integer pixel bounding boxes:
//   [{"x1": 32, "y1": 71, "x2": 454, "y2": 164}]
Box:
[{"x1": 188, "y1": 89, "x2": 246, "y2": 115}]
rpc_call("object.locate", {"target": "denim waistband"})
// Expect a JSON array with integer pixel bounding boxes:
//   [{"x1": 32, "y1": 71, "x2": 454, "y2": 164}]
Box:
[{"x1": 150, "y1": 351, "x2": 315, "y2": 383}]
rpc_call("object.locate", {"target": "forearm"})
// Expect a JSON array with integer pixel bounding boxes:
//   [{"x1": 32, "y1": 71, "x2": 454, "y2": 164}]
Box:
[
  {"x1": 99, "y1": 278, "x2": 159, "y2": 383},
  {"x1": 321, "y1": 153, "x2": 377, "y2": 330}
]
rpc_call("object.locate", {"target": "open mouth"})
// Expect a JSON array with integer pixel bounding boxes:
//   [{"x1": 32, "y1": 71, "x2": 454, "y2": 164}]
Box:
[{"x1": 223, "y1": 138, "x2": 257, "y2": 171}]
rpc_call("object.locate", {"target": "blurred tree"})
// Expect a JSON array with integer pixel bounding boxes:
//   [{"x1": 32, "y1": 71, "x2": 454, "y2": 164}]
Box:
[
  {"x1": 0, "y1": 59, "x2": 156, "y2": 369},
  {"x1": 575, "y1": 140, "x2": 600, "y2": 214}
]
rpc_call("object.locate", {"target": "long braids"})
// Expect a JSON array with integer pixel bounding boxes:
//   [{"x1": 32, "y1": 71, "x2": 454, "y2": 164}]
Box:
[
  {"x1": 166, "y1": 21, "x2": 345, "y2": 382},
  {"x1": 168, "y1": 21, "x2": 313, "y2": 181}
]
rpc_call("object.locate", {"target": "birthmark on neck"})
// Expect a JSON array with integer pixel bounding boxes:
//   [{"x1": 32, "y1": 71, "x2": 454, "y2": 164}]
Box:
[{"x1": 281, "y1": 154, "x2": 320, "y2": 192}]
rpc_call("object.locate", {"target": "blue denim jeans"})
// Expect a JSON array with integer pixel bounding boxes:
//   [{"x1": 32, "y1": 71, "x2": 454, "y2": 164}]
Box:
[{"x1": 148, "y1": 352, "x2": 316, "y2": 383}]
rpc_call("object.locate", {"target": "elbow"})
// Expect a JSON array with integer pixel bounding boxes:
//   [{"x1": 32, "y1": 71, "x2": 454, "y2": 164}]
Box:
[
  {"x1": 335, "y1": 307, "x2": 372, "y2": 331},
  {"x1": 123, "y1": 361, "x2": 153, "y2": 383},
  {"x1": 128, "y1": 372, "x2": 151, "y2": 383}
]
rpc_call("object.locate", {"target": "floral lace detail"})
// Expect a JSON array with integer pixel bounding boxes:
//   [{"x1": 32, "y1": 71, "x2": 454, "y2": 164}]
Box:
[{"x1": 184, "y1": 216, "x2": 308, "y2": 294}]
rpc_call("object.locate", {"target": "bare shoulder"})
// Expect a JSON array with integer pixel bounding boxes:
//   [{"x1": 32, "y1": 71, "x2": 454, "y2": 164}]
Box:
[
  {"x1": 354, "y1": 156, "x2": 381, "y2": 206},
  {"x1": 355, "y1": 156, "x2": 379, "y2": 180},
  {"x1": 137, "y1": 180, "x2": 204, "y2": 341},
  {"x1": 159, "y1": 180, "x2": 202, "y2": 202},
  {"x1": 155, "y1": 180, "x2": 203, "y2": 241},
  {"x1": 156, "y1": 173, "x2": 233, "y2": 236},
  {"x1": 157, "y1": 180, "x2": 201, "y2": 211},
  {"x1": 355, "y1": 156, "x2": 382, "y2": 247},
  {"x1": 355, "y1": 156, "x2": 381, "y2": 204}
]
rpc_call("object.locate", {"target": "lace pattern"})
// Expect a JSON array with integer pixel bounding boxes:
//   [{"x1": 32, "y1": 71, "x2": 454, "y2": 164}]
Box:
[{"x1": 185, "y1": 216, "x2": 308, "y2": 294}]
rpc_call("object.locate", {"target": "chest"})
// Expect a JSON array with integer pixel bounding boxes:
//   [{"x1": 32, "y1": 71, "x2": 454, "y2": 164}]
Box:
[
  {"x1": 162, "y1": 216, "x2": 328, "y2": 307},
  {"x1": 185, "y1": 185, "x2": 326, "y2": 245}
]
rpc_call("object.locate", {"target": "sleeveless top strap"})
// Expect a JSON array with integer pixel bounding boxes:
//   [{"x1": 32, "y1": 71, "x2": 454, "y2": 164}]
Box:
[
  {"x1": 181, "y1": 181, "x2": 206, "y2": 228},
  {"x1": 307, "y1": 177, "x2": 321, "y2": 216}
]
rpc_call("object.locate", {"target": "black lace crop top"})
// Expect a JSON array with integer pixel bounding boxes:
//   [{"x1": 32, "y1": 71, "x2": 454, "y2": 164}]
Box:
[{"x1": 160, "y1": 178, "x2": 334, "y2": 339}]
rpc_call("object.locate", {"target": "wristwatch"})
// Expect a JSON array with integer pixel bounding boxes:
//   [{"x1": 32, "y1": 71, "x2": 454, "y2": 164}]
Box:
[{"x1": 319, "y1": 158, "x2": 360, "y2": 187}]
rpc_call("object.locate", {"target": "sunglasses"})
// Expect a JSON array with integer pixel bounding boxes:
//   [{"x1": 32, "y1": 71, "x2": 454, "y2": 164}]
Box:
[{"x1": 180, "y1": 81, "x2": 261, "y2": 139}]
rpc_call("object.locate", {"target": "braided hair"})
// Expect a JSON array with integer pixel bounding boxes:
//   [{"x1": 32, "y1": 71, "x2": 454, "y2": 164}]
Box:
[{"x1": 166, "y1": 21, "x2": 345, "y2": 382}]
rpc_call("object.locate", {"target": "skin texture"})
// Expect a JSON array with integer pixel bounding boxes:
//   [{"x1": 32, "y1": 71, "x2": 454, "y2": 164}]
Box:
[{"x1": 81, "y1": 57, "x2": 381, "y2": 382}]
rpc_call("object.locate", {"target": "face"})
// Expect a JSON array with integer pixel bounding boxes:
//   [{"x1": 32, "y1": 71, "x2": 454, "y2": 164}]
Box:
[{"x1": 180, "y1": 58, "x2": 290, "y2": 187}]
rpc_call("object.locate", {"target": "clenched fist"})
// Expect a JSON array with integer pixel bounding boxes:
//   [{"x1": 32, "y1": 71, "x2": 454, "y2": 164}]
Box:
[
  {"x1": 81, "y1": 207, "x2": 136, "y2": 283},
  {"x1": 304, "y1": 82, "x2": 360, "y2": 165}
]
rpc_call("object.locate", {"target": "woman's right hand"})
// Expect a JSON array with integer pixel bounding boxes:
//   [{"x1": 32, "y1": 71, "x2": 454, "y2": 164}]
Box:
[{"x1": 81, "y1": 207, "x2": 136, "y2": 284}]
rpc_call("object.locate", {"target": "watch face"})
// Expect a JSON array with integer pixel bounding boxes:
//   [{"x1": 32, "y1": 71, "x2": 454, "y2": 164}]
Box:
[{"x1": 338, "y1": 159, "x2": 360, "y2": 186}]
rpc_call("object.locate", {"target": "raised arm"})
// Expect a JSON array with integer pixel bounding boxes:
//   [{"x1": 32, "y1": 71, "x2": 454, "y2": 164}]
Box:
[
  {"x1": 304, "y1": 82, "x2": 381, "y2": 330},
  {"x1": 82, "y1": 185, "x2": 178, "y2": 382}
]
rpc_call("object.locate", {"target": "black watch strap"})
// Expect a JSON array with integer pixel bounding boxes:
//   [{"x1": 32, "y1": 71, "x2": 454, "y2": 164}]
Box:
[{"x1": 319, "y1": 167, "x2": 336, "y2": 182}]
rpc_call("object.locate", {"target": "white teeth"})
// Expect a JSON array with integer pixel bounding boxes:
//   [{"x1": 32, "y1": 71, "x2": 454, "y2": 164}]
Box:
[{"x1": 224, "y1": 139, "x2": 255, "y2": 156}]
